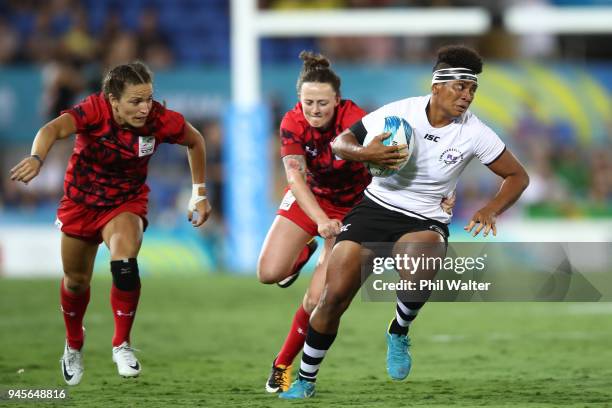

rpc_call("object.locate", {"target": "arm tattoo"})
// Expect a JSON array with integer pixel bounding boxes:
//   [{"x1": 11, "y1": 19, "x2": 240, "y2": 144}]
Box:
[{"x1": 283, "y1": 154, "x2": 307, "y2": 178}]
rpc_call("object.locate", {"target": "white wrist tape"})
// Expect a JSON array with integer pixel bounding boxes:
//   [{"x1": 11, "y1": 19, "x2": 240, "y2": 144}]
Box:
[{"x1": 188, "y1": 183, "x2": 207, "y2": 211}]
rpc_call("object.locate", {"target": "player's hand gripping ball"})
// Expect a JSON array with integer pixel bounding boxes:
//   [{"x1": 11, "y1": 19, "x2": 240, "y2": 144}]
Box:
[{"x1": 362, "y1": 116, "x2": 412, "y2": 177}]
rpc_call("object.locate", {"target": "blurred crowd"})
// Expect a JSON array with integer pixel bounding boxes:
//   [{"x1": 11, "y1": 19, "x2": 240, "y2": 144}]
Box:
[
  {"x1": 508, "y1": 106, "x2": 612, "y2": 218},
  {"x1": 2, "y1": 0, "x2": 612, "y2": 68},
  {"x1": 0, "y1": 0, "x2": 610, "y2": 231},
  {"x1": 0, "y1": 0, "x2": 177, "y2": 68},
  {"x1": 0, "y1": 0, "x2": 178, "y2": 123},
  {"x1": 452, "y1": 114, "x2": 612, "y2": 221}
]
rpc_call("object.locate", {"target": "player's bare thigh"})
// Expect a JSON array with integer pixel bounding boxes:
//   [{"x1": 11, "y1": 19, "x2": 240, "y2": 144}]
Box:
[
  {"x1": 310, "y1": 240, "x2": 364, "y2": 332},
  {"x1": 393, "y1": 230, "x2": 446, "y2": 286},
  {"x1": 257, "y1": 215, "x2": 312, "y2": 284},
  {"x1": 61, "y1": 233, "x2": 99, "y2": 293},
  {"x1": 302, "y1": 237, "x2": 334, "y2": 313},
  {"x1": 101, "y1": 212, "x2": 144, "y2": 261}
]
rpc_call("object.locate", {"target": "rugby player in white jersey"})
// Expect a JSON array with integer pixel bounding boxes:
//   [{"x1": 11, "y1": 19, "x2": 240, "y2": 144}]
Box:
[{"x1": 280, "y1": 45, "x2": 530, "y2": 399}]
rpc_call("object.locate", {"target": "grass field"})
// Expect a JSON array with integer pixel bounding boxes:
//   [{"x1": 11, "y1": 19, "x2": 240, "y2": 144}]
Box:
[{"x1": 1, "y1": 275, "x2": 611, "y2": 407}]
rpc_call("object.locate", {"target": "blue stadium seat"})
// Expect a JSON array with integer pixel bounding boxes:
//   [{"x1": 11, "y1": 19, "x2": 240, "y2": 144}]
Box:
[{"x1": 6, "y1": 0, "x2": 232, "y2": 65}]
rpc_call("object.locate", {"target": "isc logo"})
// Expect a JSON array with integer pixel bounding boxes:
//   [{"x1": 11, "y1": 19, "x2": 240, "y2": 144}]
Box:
[{"x1": 424, "y1": 134, "x2": 440, "y2": 142}]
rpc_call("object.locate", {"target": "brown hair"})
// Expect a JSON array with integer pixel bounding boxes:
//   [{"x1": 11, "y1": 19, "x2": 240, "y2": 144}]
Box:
[
  {"x1": 296, "y1": 51, "x2": 341, "y2": 96},
  {"x1": 102, "y1": 61, "x2": 153, "y2": 99}
]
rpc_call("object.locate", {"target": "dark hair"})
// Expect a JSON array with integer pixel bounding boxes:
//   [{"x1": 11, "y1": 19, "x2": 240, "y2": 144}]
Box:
[
  {"x1": 102, "y1": 61, "x2": 153, "y2": 99},
  {"x1": 296, "y1": 51, "x2": 341, "y2": 96},
  {"x1": 433, "y1": 45, "x2": 483, "y2": 74}
]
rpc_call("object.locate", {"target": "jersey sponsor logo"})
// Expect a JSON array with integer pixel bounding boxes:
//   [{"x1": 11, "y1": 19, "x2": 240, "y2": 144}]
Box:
[
  {"x1": 439, "y1": 148, "x2": 464, "y2": 165},
  {"x1": 424, "y1": 134, "x2": 440, "y2": 142},
  {"x1": 340, "y1": 223, "x2": 351, "y2": 232},
  {"x1": 305, "y1": 145, "x2": 318, "y2": 157},
  {"x1": 138, "y1": 136, "x2": 155, "y2": 157}
]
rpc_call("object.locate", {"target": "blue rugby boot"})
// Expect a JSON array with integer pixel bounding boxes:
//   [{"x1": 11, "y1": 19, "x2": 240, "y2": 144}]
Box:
[
  {"x1": 386, "y1": 328, "x2": 412, "y2": 380},
  {"x1": 279, "y1": 379, "x2": 316, "y2": 399}
]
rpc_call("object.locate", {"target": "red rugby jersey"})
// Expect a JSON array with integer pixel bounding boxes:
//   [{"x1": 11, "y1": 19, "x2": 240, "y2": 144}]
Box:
[
  {"x1": 280, "y1": 99, "x2": 371, "y2": 208},
  {"x1": 61, "y1": 92, "x2": 186, "y2": 208}
]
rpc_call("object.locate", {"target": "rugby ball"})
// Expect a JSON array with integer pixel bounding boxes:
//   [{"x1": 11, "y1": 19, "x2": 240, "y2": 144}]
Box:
[{"x1": 362, "y1": 116, "x2": 413, "y2": 177}]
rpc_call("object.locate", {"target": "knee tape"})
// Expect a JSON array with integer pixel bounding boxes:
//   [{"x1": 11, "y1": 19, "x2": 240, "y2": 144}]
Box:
[{"x1": 111, "y1": 258, "x2": 140, "y2": 291}]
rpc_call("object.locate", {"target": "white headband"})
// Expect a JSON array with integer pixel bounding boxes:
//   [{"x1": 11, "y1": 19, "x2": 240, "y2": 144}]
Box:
[{"x1": 432, "y1": 67, "x2": 478, "y2": 84}]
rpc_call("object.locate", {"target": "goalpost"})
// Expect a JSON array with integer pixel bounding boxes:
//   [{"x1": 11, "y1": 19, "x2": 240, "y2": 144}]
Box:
[
  {"x1": 226, "y1": 1, "x2": 612, "y2": 270},
  {"x1": 225, "y1": 0, "x2": 490, "y2": 272}
]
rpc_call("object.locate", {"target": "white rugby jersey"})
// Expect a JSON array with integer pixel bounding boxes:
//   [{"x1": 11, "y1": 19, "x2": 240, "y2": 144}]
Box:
[{"x1": 361, "y1": 95, "x2": 505, "y2": 223}]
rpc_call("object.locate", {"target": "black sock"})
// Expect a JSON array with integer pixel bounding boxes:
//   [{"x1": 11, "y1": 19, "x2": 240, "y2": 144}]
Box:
[
  {"x1": 388, "y1": 301, "x2": 425, "y2": 335},
  {"x1": 389, "y1": 318, "x2": 409, "y2": 335},
  {"x1": 297, "y1": 325, "x2": 337, "y2": 383}
]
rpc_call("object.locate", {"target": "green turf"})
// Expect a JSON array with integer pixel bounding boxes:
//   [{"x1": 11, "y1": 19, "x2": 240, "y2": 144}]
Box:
[{"x1": 1, "y1": 275, "x2": 611, "y2": 407}]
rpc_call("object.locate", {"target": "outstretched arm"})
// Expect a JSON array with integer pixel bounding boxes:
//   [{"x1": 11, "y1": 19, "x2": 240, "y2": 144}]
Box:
[
  {"x1": 182, "y1": 121, "x2": 212, "y2": 227},
  {"x1": 10, "y1": 113, "x2": 76, "y2": 184},
  {"x1": 283, "y1": 154, "x2": 341, "y2": 239},
  {"x1": 465, "y1": 149, "x2": 529, "y2": 237},
  {"x1": 331, "y1": 128, "x2": 407, "y2": 169}
]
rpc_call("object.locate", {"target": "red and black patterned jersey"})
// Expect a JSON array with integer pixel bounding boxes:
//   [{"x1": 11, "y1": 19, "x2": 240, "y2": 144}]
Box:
[
  {"x1": 61, "y1": 92, "x2": 186, "y2": 208},
  {"x1": 280, "y1": 99, "x2": 371, "y2": 208}
]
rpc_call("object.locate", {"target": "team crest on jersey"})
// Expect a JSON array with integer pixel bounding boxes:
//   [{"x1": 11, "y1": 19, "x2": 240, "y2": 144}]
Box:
[
  {"x1": 138, "y1": 136, "x2": 155, "y2": 157},
  {"x1": 439, "y1": 148, "x2": 464, "y2": 165},
  {"x1": 305, "y1": 145, "x2": 318, "y2": 157}
]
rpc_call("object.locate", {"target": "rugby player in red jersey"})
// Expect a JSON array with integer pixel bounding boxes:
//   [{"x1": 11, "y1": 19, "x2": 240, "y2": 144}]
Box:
[
  {"x1": 10, "y1": 61, "x2": 212, "y2": 385},
  {"x1": 258, "y1": 51, "x2": 372, "y2": 393},
  {"x1": 257, "y1": 51, "x2": 447, "y2": 393}
]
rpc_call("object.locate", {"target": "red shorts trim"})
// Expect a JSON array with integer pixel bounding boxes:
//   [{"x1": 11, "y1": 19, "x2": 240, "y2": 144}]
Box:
[
  {"x1": 276, "y1": 188, "x2": 352, "y2": 237},
  {"x1": 56, "y1": 194, "x2": 149, "y2": 244}
]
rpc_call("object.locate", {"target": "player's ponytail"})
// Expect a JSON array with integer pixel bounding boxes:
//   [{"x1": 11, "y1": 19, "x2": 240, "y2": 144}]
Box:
[
  {"x1": 296, "y1": 51, "x2": 341, "y2": 96},
  {"x1": 102, "y1": 61, "x2": 153, "y2": 99}
]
